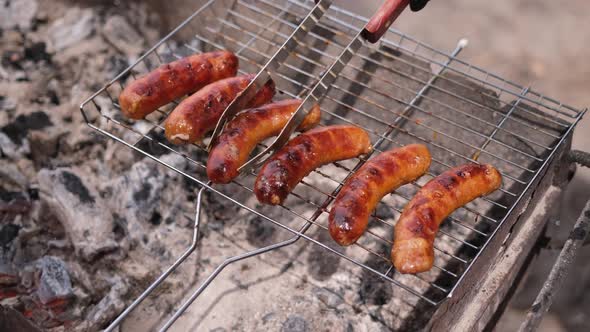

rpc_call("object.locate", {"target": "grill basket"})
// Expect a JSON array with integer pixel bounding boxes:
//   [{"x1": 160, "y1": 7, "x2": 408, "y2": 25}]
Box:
[{"x1": 79, "y1": 0, "x2": 586, "y2": 330}]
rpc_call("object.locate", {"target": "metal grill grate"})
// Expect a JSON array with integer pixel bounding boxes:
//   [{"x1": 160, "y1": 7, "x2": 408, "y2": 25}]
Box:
[{"x1": 80, "y1": 0, "x2": 585, "y2": 330}]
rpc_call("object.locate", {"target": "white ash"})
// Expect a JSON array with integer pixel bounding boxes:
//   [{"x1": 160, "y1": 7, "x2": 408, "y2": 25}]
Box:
[
  {"x1": 81, "y1": 275, "x2": 129, "y2": 332},
  {"x1": 46, "y1": 8, "x2": 96, "y2": 52},
  {"x1": 0, "y1": 0, "x2": 39, "y2": 31},
  {"x1": 38, "y1": 168, "x2": 120, "y2": 261},
  {"x1": 102, "y1": 15, "x2": 145, "y2": 57},
  {"x1": 33, "y1": 256, "x2": 74, "y2": 305}
]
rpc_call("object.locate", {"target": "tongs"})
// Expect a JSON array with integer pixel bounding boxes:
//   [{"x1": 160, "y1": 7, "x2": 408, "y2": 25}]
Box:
[{"x1": 208, "y1": 0, "x2": 413, "y2": 174}]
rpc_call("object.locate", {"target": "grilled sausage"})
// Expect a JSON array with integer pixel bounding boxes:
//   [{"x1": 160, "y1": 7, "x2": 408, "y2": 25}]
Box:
[
  {"x1": 207, "y1": 99, "x2": 321, "y2": 184},
  {"x1": 255, "y1": 125, "x2": 372, "y2": 205},
  {"x1": 392, "y1": 163, "x2": 502, "y2": 274},
  {"x1": 329, "y1": 144, "x2": 431, "y2": 246},
  {"x1": 119, "y1": 51, "x2": 238, "y2": 119},
  {"x1": 165, "y1": 74, "x2": 276, "y2": 144}
]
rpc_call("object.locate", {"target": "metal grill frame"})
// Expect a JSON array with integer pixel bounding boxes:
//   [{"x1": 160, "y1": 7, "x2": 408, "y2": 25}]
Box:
[{"x1": 79, "y1": 0, "x2": 586, "y2": 330}]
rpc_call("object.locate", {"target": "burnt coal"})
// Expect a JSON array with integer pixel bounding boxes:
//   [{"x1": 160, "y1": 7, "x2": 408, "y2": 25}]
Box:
[
  {"x1": 358, "y1": 247, "x2": 393, "y2": 306},
  {"x1": 24, "y1": 42, "x2": 51, "y2": 63},
  {"x1": 133, "y1": 182, "x2": 152, "y2": 203},
  {"x1": 134, "y1": 130, "x2": 169, "y2": 157},
  {"x1": 38, "y1": 168, "x2": 119, "y2": 260},
  {"x1": 358, "y1": 273, "x2": 392, "y2": 306},
  {"x1": 83, "y1": 276, "x2": 128, "y2": 331},
  {"x1": 0, "y1": 224, "x2": 20, "y2": 247},
  {"x1": 246, "y1": 216, "x2": 276, "y2": 247},
  {"x1": 46, "y1": 89, "x2": 60, "y2": 105},
  {"x1": 148, "y1": 211, "x2": 162, "y2": 226},
  {"x1": 34, "y1": 256, "x2": 74, "y2": 305},
  {"x1": 1, "y1": 111, "x2": 53, "y2": 144},
  {"x1": 0, "y1": 0, "x2": 38, "y2": 31},
  {"x1": 2, "y1": 50, "x2": 23, "y2": 69},
  {"x1": 60, "y1": 171, "x2": 95, "y2": 204},
  {"x1": 306, "y1": 231, "x2": 342, "y2": 281},
  {"x1": 106, "y1": 55, "x2": 130, "y2": 81},
  {"x1": 281, "y1": 315, "x2": 309, "y2": 332},
  {"x1": 0, "y1": 306, "x2": 41, "y2": 332},
  {"x1": 0, "y1": 190, "x2": 31, "y2": 216},
  {"x1": 0, "y1": 161, "x2": 28, "y2": 188},
  {"x1": 0, "y1": 190, "x2": 28, "y2": 202}
]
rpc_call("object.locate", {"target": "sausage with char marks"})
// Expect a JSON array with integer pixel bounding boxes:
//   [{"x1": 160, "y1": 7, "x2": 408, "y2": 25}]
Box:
[
  {"x1": 207, "y1": 99, "x2": 321, "y2": 184},
  {"x1": 165, "y1": 74, "x2": 275, "y2": 144},
  {"x1": 329, "y1": 144, "x2": 431, "y2": 246},
  {"x1": 255, "y1": 125, "x2": 372, "y2": 205},
  {"x1": 119, "y1": 51, "x2": 238, "y2": 119},
  {"x1": 392, "y1": 163, "x2": 502, "y2": 274}
]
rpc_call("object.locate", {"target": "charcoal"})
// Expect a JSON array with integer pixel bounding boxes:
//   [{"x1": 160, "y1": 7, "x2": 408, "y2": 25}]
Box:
[
  {"x1": 246, "y1": 216, "x2": 277, "y2": 247},
  {"x1": 47, "y1": 8, "x2": 95, "y2": 52},
  {"x1": 306, "y1": 231, "x2": 343, "y2": 281},
  {"x1": 28, "y1": 131, "x2": 63, "y2": 168},
  {"x1": 104, "y1": 154, "x2": 186, "y2": 246},
  {"x1": 0, "y1": 96, "x2": 17, "y2": 112},
  {"x1": 106, "y1": 55, "x2": 130, "y2": 81},
  {"x1": 102, "y1": 15, "x2": 144, "y2": 56},
  {"x1": 0, "y1": 131, "x2": 30, "y2": 159},
  {"x1": 312, "y1": 287, "x2": 344, "y2": 309},
  {"x1": 0, "y1": 189, "x2": 31, "y2": 216},
  {"x1": 281, "y1": 315, "x2": 309, "y2": 332},
  {"x1": 0, "y1": 306, "x2": 42, "y2": 332},
  {"x1": 0, "y1": 224, "x2": 20, "y2": 248},
  {"x1": 0, "y1": 160, "x2": 28, "y2": 189},
  {"x1": 1, "y1": 111, "x2": 53, "y2": 145},
  {"x1": 2, "y1": 50, "x2": 24, "y2": 69},
  {"x1": 0, "y1": 223, "x2": 21, "y2": 284},
  {"x1": 38, "y1": 168, "x2": 119, "y2": 261},
  {"x1": 34, "y1": 256, "x2": 73, "y2": 306},
  {"x1": 24, "y1": 42, "x2": 51, "y2": 63},
  {"x1": 84, "y1": 276, "x2": 128, "y2": 331},
  {"x1": 0, "y1": 260, "x2": 18, "y2": 286},
  {"x1": 0, "y1": 0, "x2": 38, "y2": 31}
]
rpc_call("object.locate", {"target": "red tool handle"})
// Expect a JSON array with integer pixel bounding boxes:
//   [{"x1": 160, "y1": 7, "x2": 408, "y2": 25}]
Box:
[{"x1": 362, "y1": 0, "x2": 410, "y2": 43}]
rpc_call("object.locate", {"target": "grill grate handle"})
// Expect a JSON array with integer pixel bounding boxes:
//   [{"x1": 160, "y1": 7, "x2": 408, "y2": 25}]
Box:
[{"x1": 363, "y1": 0, "x2": 410, "y2": 43}]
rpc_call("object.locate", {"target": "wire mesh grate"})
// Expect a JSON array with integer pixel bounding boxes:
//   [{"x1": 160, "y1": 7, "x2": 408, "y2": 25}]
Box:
[{"x1": 80, "y1": 0, "x2": 585, "y2": 329}]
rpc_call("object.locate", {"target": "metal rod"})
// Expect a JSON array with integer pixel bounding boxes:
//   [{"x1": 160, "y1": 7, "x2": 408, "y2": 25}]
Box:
[
  {"x1": 159, "y1": 236, "x2": 302, "y2": 331},
  {"x1": 208, "y1": 0, "x2": 332, "y2": 149},
  {"x1": 104, "y1": 186, "x2": 206, "y2": 332},
  {"x1": 518, "y1": 198, "x2": 590, "y2": 332},
  {"x1": 474, "y1": 87, "x2": 530, "y2": 161}
]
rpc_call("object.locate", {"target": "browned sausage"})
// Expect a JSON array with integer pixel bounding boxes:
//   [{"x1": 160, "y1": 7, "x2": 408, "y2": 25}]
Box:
[
  {"x1": 164, "y1": 74, "x2": 276, "y2": 144},
  {"x1": 392, "y1": 163, "x2": 502, "y2": 274},
  {"x1": 207, "y1": 99, "x2": 321, "y2": 184},
  {"x1": 119, "y1": 51, "x2": 238, "y2": 119},
  {"x1": 255, "y1": 125, "x2": 373, "y2": 205},
  {"x1": 329, "y1": 144, "x2": 431, "y2": 246}
]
